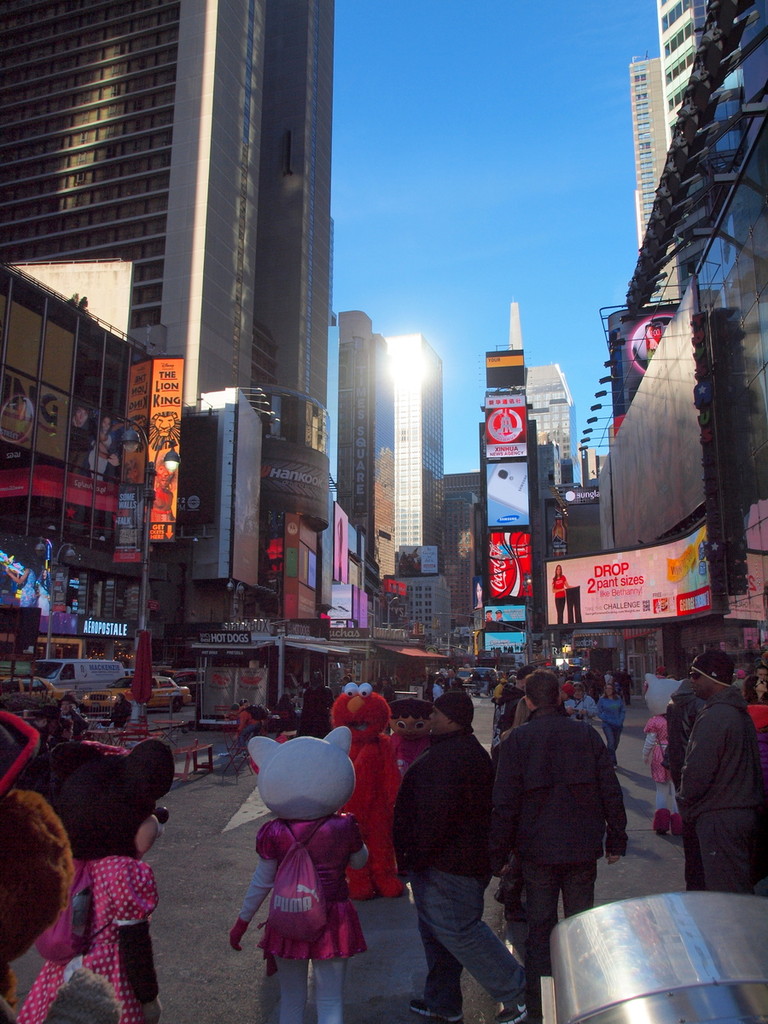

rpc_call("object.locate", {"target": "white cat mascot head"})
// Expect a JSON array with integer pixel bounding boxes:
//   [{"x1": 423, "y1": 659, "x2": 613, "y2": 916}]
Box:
[
  {"x1": 644, "y1": 672, "x2": 679, "y2": 716},
  {"x1": 248, "y1": 726, "x2": 355, "y2": 820}
]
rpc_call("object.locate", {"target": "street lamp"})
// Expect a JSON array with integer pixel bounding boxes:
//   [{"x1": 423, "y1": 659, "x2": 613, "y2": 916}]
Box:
[
  {"x1": 35, "y1": 539, "x2": 77, "y2": 658},
  {"x1": 121, "y1": 422, "x2": 180, "y2": 634},
  {"x1": 227, "y1": 579, "x2": 246, "y2": 619}
]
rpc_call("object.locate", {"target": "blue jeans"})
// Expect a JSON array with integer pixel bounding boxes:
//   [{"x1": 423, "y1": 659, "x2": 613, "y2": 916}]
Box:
[
  {"x1": 601, "y1": 724, "x2": 622, "y2": 765},
  {"x1": 409, "y1": 869, "x2": 526, "y2": 1017}
]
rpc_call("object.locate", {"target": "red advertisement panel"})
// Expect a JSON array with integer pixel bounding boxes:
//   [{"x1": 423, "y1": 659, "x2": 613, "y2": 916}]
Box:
[{"x1": 488, "y1": 531, "x2": 532, "y2": 599}]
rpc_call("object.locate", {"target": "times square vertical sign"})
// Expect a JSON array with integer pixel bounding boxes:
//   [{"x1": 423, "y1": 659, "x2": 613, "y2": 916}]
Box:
[{"x1": 115, "y1": 358, "x2": 184, "y2": 562}]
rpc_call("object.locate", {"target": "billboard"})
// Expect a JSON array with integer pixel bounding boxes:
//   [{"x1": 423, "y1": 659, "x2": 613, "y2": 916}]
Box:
[
  {"x1": 607, "y1": 308, "x2": 675, "y2": 435},
  {"x1": 486, "y1": 350, "x2": 525, "y2": 389},
  {"x1": 484, "y1": 604, "x2": 526, "y2": 628},
  {"x1": 487, "y1": 461, "x2": 529, "y2": 527},
  {"x1": 485, "y1": 393, "x2": 527, "y2": 459},
  {"x1": 261, "y1": 438, "x2": 330, "y2": 527},
  {"x1": 333, "y1": 503, "x2": 349, "y2": 583},
  {"x1": 484, "y1": 631, "x2": 526, "y2": 653},
  {"x1": 545, "y1": 525, "x2": 710, "y2": 627},
  {"x1": 396, "y1": 545, "x2": 438, "y2": 576},
  {"x1": 488, "y1": 531, "x2": 532, "y2": 600}
]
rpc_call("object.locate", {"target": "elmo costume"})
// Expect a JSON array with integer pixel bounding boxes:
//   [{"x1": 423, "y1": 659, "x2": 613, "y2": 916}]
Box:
[{"x1": 331, "y1": 683, "x2": 403, "y2": 899}]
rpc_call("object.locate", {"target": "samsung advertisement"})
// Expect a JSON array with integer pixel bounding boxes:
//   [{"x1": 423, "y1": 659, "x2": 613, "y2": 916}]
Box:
[
  {"x1": 487, "y1": 461, "x2": 529, "y2": 527},
  {"x1": 545, "y1": 525, "x2": 711, "y2": 627}
]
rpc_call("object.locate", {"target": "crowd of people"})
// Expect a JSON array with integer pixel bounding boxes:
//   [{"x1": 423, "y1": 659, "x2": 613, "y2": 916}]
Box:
[{"x1": 4, "y1": 649, "x2": 768, "y2": 1024}]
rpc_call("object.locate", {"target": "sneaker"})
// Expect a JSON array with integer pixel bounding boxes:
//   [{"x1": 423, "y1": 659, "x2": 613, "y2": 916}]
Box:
[
  {"x1": 497, "y1": 1003, "x2": 527, "y2": 1024},
  {"x1": 409, "y1": 999, "x2": 462, "y2": 1022}
]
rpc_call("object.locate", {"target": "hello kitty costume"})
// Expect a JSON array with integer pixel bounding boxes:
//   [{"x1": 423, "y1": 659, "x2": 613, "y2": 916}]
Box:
[{"x1": 229, "y1": 727, "x2": 368, "y2": 1024}]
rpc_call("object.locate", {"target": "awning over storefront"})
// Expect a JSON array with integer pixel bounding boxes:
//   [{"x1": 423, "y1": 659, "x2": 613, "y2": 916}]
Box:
[{"x1": 375, "y1": 644, "x2": 448, "y2": 660}]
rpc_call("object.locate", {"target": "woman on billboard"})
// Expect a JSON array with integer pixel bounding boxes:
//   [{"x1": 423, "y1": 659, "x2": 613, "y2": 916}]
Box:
[{"x1": 551, "y1": 564, "x2": 569, "y2": 625}]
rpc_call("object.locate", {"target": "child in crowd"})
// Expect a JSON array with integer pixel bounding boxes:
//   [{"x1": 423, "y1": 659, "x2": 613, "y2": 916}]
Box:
[{"x1": 643, "y1": 708, "x2": 681, "y2": 835}]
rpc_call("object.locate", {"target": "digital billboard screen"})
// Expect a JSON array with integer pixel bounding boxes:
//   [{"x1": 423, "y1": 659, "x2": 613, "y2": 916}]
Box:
[
  {"x1": 484, "y1": 604, "x2": 526, "y2": 629},
  {"x1": 488, "y1": 531, "x2": 532, "y2": 600},
  {"x1": 485, "y1": 393, "x2": 527, "y2": 459},
  {"x1": 487, "y1": 461, "x2": 529, "y2": 527},
  {"x1": 545, "y1": 525, "x2": 710, "y2": 627},
  {"x1": 484, "y1": 631, "x2": 526, "y2": 653}
]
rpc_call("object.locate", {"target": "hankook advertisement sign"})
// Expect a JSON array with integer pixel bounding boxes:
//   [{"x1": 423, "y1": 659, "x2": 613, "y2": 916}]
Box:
[
  {"x1": 485, "y1": 393, "x2": 527, "y2": 459},
  {"x1": 260, "y1": 439, "x2": 330, "y2": 527},
  {"x1": 545, "y1": 525, "x2": 711, "y2": 627}
]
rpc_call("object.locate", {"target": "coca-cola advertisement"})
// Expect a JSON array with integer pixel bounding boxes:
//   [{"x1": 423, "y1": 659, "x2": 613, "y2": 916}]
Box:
[{"x1": 488, "y1": 531, "x2": 533, "y2": 599}]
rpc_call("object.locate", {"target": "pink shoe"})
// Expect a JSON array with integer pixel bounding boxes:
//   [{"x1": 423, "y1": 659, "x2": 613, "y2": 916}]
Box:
[
  {"x1": 670, "y1": 812, "x2": 683, "y2": 836},
  {"x1": 653, "y1": 809, "x2": 670, "y2": 835}
]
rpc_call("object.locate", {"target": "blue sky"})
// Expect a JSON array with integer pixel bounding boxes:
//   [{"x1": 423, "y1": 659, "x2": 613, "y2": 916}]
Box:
[{"x1": 328, "y1": 0, "x2": 662, "y2": 474}]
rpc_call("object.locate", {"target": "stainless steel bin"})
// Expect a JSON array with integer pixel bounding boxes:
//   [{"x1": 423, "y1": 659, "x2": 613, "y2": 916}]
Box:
[{"x1": 546, "y1": 892, "x2": 768, "y2": 1024}]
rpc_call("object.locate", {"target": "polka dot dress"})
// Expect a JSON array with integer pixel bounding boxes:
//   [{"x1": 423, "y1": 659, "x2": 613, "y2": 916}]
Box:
[{"x1": 19, "y1": 857, "x2": 158, "y2": 1024}]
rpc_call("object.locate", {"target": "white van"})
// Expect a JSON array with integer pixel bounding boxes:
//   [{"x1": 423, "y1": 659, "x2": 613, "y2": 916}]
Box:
[{"x1": 34, "y1": 659, "x2": 126, "y2": 697}]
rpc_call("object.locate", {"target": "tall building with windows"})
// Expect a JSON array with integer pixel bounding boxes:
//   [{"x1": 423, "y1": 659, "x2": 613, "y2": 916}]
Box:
[
  {"x1": 386, "y1": 334, "x2": 444, "y2": 556},
  {"x1": 657, "y1": 0, "x2": 707, "y2": 135},
  {"x1": 0, "y1": 0, "x2": 334, "y2": 407},
  {"x1": 336, "y1": 311, "x2": 396, "y2": 577},
  {"x1": 443, "y1": 473, "x2": 481, "y2": 628},
  {"x1": 630, "y1": 56, "x2": 670, "y2": 243},
  {"x1": 525, "y1": 364, "x2": 579, "y2": 484}
]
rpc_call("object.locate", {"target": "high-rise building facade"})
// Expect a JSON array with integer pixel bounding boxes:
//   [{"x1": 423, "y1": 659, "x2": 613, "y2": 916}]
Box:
[
  {"x1": 336, "y1": 311, "x2": 396, "y2": 577},
  {"x1": 630, "y1": 56, "x2": 670, "y2": 244},
  {"x1": 0, "y1": 0, "x2": 334, "y2": 407},
  {"x1": 657, "y1": 0, "x2": 707, "y2": 137},
  {"x1": 443, "y1": 473, "x2": 481, "y2": 628},
  {"x1": 525, "y1": 364, "x2": 579, "y2": 484},
  {"x1": 386, "y1": 334, "x2": 444, "y2": 556}
]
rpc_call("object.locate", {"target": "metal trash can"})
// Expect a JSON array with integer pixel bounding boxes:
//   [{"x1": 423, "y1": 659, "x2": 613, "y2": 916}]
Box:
[{"x1": 544, "y1": 892, "x2": 768, "y2": 1024}]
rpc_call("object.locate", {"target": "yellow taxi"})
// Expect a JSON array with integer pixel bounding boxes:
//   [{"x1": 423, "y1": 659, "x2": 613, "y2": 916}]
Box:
[
  {"x1": 0, "y1": 677, "x2": 65, "y2": 700},
  {"x1": 81, "y1": 675, "x2": 192, "y2": 714}
]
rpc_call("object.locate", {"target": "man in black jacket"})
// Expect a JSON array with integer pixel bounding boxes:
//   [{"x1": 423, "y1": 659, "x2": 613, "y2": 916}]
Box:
[
  {"x1": 678, "y1": 650, "x2": 763, "y2": 893},
  {"x1": 393, "y1": 691, "x2": 527, "y2": 1024},
  {"x1": 490, "y1": 670, "x2": 627, "y2": 1017},
  {"x1": 666, "y1": 676, "x2": 706, "y2": 889}
]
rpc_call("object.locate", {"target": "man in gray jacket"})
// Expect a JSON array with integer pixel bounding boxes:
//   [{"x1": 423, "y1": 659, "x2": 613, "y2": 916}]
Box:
[{"x1": 679, "y1": 650, "x2": 763, "y2": 893}]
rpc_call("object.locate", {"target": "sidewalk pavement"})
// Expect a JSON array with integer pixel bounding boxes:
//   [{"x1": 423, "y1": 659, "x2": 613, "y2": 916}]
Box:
[{"x1": 12, "y1": 700, "x2": 686, "y2": 1024}]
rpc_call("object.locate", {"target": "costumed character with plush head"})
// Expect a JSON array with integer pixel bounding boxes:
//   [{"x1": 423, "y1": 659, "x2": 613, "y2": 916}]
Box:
[
  {"x1": 388, "y1": 699, "x2": 432, "y2": 777},
  {"x1": 18, "y1": 739, "x2": 174, "y2": 1024},
  {"x1": 229, "y1": 727, "x2": 368, "y2": 1024},
  {"x1": 331, "y1": 683, "x2": 403, "y2": 900},
  {"x1": 643, "y1": 666, "x2": 679, "y2": 716},
  {"x1": 641, "y1": 668, "x2": 681, "y2": 837},
  {"x1": 0, "y1": 712, "x2": 120, "y2": 1024}
]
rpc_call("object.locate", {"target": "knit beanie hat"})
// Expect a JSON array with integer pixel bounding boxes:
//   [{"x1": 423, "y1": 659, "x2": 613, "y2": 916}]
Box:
[
  {"x1": 691, "y1": 650, "x2": 734, "y2": 685},
  {"x1": 433, "y1": 691, "x2": 474, "y2": 730}
]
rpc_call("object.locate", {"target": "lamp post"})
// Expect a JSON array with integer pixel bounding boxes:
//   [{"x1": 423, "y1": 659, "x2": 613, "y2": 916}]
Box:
[
  {"x1": 227, "y1": 579, "x2": 245, "y2": 620},
  {"x1": 35, "y1": 540, "x2": 77, "y2": 658},
  {"x1": 120, "y1": 422, "x2": 180, "y2": 636}
]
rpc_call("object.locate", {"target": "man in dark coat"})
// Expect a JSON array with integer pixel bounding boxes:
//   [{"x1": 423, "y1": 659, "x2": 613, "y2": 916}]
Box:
[
  {"x1": 490, "y1": 669, "x2": 627, "y2": 1017},
  {"x1": 296, "y1": 671, "x2": 333, "y2": 738},
  {"x1": 666, "y1": 676, "x2": 706, "y2": 889},
  {"x1": 393, "y1": 691, "x2": 527, "y2": 1024},
  {"x1": 678, "y1": 650, "x2": 764, "y2": 893}
]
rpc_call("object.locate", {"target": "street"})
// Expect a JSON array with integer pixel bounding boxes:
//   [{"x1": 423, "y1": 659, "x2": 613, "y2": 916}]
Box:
[{"x1": 13, "y1": 698, "x2": 687, "y2": 1024}]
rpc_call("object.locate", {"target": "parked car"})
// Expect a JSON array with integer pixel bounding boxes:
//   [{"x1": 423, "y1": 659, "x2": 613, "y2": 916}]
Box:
[
  {"x1": 172, "y1": 668, "x2": 203, "y2": 699},
  {"x1": 0, "y1": 676, "x2": 65, "y2": 700},
  {"x1": 81, "y1": 676, "x2": 192, "y2": 714}
]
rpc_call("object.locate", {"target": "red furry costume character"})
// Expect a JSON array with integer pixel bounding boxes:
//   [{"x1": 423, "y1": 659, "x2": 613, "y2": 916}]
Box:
[{"x1": 331, "y1": 683, "x2": 403, "y2": 900}]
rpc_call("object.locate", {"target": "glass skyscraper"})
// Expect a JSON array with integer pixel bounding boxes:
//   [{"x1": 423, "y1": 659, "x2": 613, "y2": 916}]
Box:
[
  {"x1": 337, "y1": 311, "x2": 396, "y2": 577},
  {"x1": 387, "y1": 333, "x2": 444, "y2": 556}
]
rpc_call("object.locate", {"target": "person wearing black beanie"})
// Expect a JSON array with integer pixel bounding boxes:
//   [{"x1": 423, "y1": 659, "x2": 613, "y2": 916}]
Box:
[{"x1": 393, "y1": 693, "x2": 526, "y2": 1024}]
